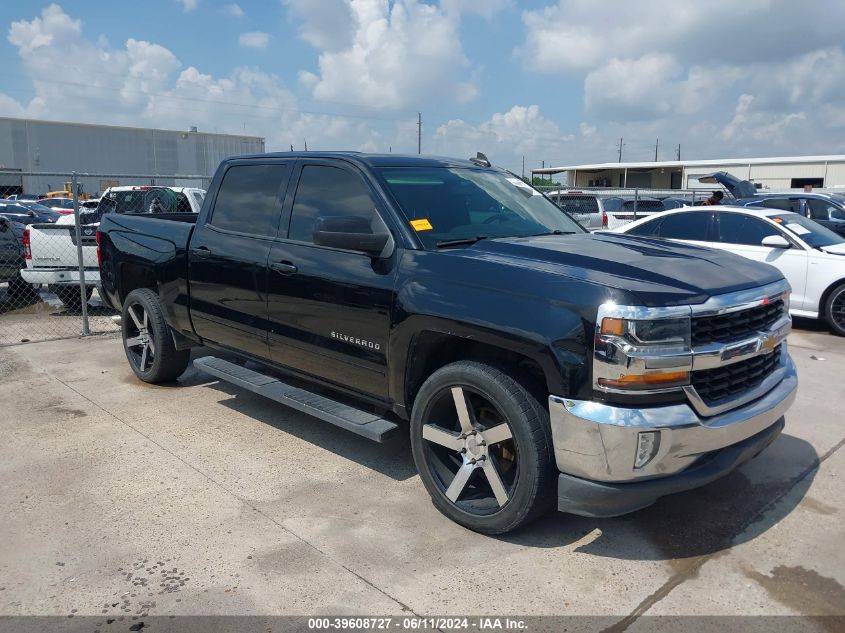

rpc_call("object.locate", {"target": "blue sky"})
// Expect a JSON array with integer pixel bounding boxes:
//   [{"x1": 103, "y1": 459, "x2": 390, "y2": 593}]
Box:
[{"x1": 1, "y1": 1, "x2": 843, "y2": 174}]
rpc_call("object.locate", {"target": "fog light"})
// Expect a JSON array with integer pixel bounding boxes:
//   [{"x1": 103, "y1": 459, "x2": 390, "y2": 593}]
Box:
[{"x1": 634, "y1": 431, "x2": 660, "y2": 469}]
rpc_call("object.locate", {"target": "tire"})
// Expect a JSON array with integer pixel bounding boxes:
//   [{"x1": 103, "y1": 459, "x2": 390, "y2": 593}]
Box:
[
  {"x1": 410, "y1": 361, "x2": 556, "y2": 534},
  {"x1": 56, "y1": 285, "x2": 93, "y2": 309},
  {"x1": 121, "y1": 288, "x2": 190, "y2": 383},
  {"x1": 7, "y1": 276, "x2": 37, "y2": 301},
  {"x1": 825, "y1": 283, "x2": 845, "y2": 337}
]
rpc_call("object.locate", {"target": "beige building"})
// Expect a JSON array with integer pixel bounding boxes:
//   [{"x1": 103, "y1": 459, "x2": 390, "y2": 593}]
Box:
[{"x1": 533, "y1": 155, "x2": 845, "y2": 191}]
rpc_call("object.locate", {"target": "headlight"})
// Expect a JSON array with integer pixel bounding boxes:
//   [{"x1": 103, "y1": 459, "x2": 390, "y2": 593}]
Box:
[
  {"x1": 600, "y1": 317, "x2": 690, "y2": 347},
  {"x1": 594, "y1": 312, "x2": 692, "y2": 393}
]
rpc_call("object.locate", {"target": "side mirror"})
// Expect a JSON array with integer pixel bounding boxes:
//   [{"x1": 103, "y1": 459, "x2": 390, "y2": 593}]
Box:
[
  {"x1": 762, "y1": 234, "x2": 791, "y2": 249},
  {"x1": 313, "y1": 216, "x2": 390, "y2": 256}
]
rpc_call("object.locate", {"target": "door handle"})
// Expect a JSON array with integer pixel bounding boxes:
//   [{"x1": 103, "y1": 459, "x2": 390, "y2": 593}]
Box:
[
  {"x1": 270, "y1": 261, "x2": 298, "y2": 275},
  {"x1": 192, "y1": 247, "x2": 211, "y2": 258}
]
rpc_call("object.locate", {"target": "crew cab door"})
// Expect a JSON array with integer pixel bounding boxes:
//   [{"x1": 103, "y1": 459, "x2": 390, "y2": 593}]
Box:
[
  {"x1": 188, "y1": 161, "x2": 292, "y2": 359},
  {"x1": 265, "y1": 160, "x2": 398, "y2": 399}
]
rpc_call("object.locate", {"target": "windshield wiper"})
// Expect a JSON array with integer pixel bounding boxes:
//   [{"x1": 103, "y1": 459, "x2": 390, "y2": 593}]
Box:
[
  {"x1": 436, "y1": 236, "x2": 489, "y2": 248},
  {"x1": 529, "y1": 230, "x2": 577, "y2": 236}
]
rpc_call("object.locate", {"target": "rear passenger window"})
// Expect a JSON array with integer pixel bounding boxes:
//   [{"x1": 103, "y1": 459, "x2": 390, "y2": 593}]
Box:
[
  {"x1": 761, "y1": 198, "x2": 801, "y2": 213},
  {"x1": 559, "y1": 197, "x2": 599, "y2": 214},
  {"x1": 210, "y1": 164, "x2": 288, "y2": 235},
  {"x1": 715, "y1": 213, "x2": 779, "y2": 246},
  {"x1": 624, "y1": 218, "x2": 661, "y2": 236},
  {"x1": 653, "y1": 212, "x2": 711, "y2": 240},
  {"x1": 288, "y1": 165, "x2": 380, "y2": 243}
]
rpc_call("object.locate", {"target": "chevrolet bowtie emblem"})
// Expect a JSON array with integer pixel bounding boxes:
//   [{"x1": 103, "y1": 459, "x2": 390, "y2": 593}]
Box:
[{"x1": 760, "y1": 334, "x2": 778, "y2": 353}]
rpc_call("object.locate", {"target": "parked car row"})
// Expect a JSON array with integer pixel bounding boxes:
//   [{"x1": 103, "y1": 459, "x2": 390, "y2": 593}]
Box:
[
  {"x1": 548, "y1": 191, "x2": 668, "y2": 229},
  {"x1": 1, "y1": 185, "x2": 205, "y2": 309}
]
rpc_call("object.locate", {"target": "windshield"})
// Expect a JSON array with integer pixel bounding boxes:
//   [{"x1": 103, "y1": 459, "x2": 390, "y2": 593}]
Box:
[
  {"x1": 771, "y1": 213, "x2": 844, "y2": 248},
  {"x1": 376, "y1": 167, "x2": 584, "y2": 248}
]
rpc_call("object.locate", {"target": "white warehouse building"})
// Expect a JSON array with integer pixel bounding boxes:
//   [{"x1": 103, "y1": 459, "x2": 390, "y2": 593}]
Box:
[
  {"x1": 533, "y1": 155, "x2": 845, "y2": 191},
  {"x1": 0, "y1": 117, "x2": 265, "y2": 198}
]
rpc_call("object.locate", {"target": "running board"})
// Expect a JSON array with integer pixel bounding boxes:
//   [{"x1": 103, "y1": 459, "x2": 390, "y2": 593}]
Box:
[{"x1": 193, "y1": 356, "x2": 399, "y2": 443}]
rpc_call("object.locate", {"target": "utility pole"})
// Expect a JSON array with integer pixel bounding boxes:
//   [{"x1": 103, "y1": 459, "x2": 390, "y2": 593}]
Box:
[
  {"x1": 654, "y1": 138, "x2": 659, "y2": 162},
  {"x1": 676, "y1": 144, "x2": 681, "y2": 161},
  {"x1": 417, "y1": 112, "x2": 422, "y2": 155},
  {"x1": 617, "y1": 137, "x2": 624, "y2": 163},
  {"x1": 522, "y1": 155, "x2": 525, "y2": 179},
  {"x1": 304, "y1": 139, "x2": 308, "y2": 151}
]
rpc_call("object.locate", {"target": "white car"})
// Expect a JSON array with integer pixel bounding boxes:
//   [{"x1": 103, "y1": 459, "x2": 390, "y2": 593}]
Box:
[
  {"x1": 21, "y1": 186, "x2": 205, "y2": 307},
  {"x1": 615, "y1": 205, "x2": 845, "y2": 336}
]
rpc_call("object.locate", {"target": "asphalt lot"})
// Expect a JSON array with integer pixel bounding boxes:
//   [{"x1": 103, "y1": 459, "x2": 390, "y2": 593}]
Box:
[{"x1": 0, "y1": 319, "x2": 843, "y2": 628}]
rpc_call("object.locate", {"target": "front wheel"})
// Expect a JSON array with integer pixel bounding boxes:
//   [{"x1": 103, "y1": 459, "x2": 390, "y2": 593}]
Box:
[
  {"x1": 825, "y1": 283, "x2": 845, "y2": 337},
  {"x1": 410, "y1": 361, "x2": 556, "y2": 534},
  {"x1": 122, "y1": 288, "x2": 190, "y2": 383}
]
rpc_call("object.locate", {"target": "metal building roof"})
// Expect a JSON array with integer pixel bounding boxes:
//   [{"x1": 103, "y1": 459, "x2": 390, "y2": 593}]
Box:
[{"x1": 534, "y1": 155, "x2": 845, "y2": 174}]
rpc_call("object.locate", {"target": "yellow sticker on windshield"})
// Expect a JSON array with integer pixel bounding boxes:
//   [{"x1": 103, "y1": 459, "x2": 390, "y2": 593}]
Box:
[{"x1": 410, "y1": 218, "x2": 433, "y2": 231}]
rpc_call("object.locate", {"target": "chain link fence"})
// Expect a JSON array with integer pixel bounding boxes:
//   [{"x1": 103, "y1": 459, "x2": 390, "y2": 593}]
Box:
[
  {"x1": 535, "y1": 186, "x2": 724, "y2": 230},
  {"x1": 1, "y1": 170, "x2": 209, "y2": 346}
]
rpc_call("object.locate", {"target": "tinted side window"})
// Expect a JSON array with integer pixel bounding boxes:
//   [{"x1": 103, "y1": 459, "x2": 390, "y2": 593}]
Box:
[
  {"x1": 625, "y1": 218, "x2": 661, "y2": 236},
  {"x1": 761, "y1": 197, "x2": 800, "y2": 212},
  {"x1": 654, "y1": 212, "x2": 711, "y2": 240},
  {"x1": 808, "y1": 198, "x2": 845, "y2": 221},
  {"x1": 559, "y1": 197, "x2": 599, "y2": 214},
  {"x1": 716, "y1": 213, "x2": 779, "y2": 246},
  {"x1": 210, "y1": 164, "x2": 287, "y2": 235},
  {"x1": 288, "y1": 166, "x2": 378, "y2": 243}
]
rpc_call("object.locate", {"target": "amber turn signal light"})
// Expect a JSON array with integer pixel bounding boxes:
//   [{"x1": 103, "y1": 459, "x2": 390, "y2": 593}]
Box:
[
  {"x1": 598, "y1": 371, "x2": 689, "y2": 390},
  {"x1": 600, "y1": 317, "x2": 626, "y2": 336}
]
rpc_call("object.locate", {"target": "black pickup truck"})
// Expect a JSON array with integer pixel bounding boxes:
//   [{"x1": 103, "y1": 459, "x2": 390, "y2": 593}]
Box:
[{"x1": 97, "y1": 152, "x2": 797, "y2": 534}]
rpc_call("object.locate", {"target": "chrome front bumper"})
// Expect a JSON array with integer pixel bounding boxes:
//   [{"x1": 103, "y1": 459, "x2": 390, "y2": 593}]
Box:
[{"x1": 548, "y1": 352, "x2": 797, "y2": 484}]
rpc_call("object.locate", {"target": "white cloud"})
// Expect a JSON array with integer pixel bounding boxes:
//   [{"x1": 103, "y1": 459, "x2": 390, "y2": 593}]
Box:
[
  {"x1": 287, "y1": 0, "x2": 478, "y2": 111},
  {"x1": 517, "y1": 0, "x2": 845, "y2": 164},
  {"x1": 440, "y1": 0, "x2": 510, "y2": 19},
  {"x1": 0, "y1": 5, "x2": 395, "y2": 154},
  {"x1": 434, "y1": 105, "x2": 572, "y2": 170},
  {"x1": 223, "y1": 3, "x2": 244, "y2": 17},
  {"x1": 177, "y1": 0, "x2": 199, "y2": 12},
  {"x1": 238, "y1": 31, "x2": 269, "y2": 49},
  {"x1": 282, "y1": 0, "x2": 354, "y2": 51}
]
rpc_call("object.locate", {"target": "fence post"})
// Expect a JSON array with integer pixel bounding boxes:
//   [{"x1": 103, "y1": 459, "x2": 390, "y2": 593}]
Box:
[
  {"x1": 634, "y1": 187, "x2": 639, "y2": 220},
  {"x1": 72, "y1": 172, "x2": 90, "y2": 336}
]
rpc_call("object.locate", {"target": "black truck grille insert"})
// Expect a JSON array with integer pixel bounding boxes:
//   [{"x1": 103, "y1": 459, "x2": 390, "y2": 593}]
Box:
[
  {"x1": 691, "y1": 299, "x2": 784, "y2": 345},
  {"x1": 691, "y1": 345, "x2": 782, "y2": 405}
]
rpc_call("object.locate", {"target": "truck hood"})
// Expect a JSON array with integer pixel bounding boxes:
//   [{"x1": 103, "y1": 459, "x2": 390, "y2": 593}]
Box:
[
  {"x1": 462, "y1": 233, "x2": 784, "y2": 306},
  {"x1": 696, "y1": 171, "x2": 758, "y2": 199}
]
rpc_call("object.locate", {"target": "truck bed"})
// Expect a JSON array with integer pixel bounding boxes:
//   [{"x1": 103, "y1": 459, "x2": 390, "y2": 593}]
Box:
[{"x1": 97, "y1": 212, "x2": 199, "y2": 334}]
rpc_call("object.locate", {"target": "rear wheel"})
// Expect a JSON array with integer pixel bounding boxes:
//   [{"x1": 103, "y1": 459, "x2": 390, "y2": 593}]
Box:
[
  {"x1": 825, "y1": 283, "x2": 845, "y2": 337},
  {"x1": 55, "y1": 285, "x2": 93, "y2": 309},
  {"x1": 122, "y1": 288, "x2": 190, "y2": 383},
  {"x1": 7, "y1": 276, "x2": 37, "y2": 302},
  {"x1": 410, "y1": 361, "x2": 555, "y2": 534}
]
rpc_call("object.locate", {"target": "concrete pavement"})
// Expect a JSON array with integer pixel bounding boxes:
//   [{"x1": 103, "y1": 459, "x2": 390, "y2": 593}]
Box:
[{"x1": 0, "y1": 323, "x2": 842, "y2": 627}]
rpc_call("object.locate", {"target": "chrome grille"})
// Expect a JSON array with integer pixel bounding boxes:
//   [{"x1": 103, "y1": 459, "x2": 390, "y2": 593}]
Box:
[
  {"x1": 691, "y1": 345, "x2": 782, "y2": 406},
  {"x1": 691, "y1": 299, "x2": 785, "y2": 345}
]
